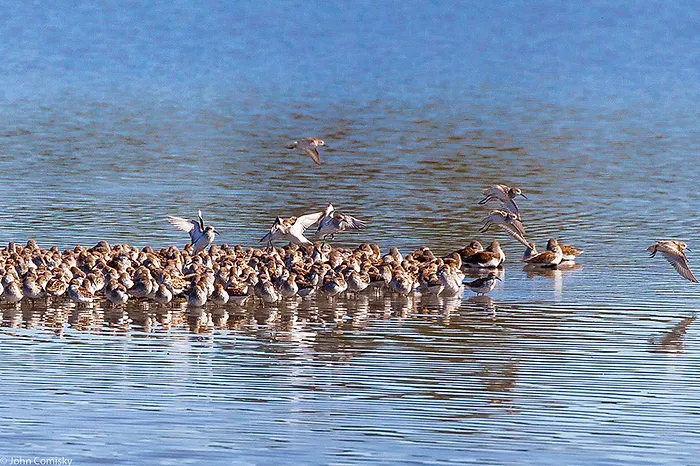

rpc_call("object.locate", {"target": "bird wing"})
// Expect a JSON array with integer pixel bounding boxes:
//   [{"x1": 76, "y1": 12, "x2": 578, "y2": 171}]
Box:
[
  {"x1": 482, "y1": 185, "x2": 507, "y2": 199},
  {"x1": 303, "y1": 147, "x2": 322, "y2": 165},
  {"x1": 509, "y1": 217, "x2": 526, "y2": 236},
  {"x1": 502, "y1": 198, "x2": 520, "y2": 218},
  {"x1": 524, "y1": 250, "x2": 556, "y2": 264},
  {"x1": 660, "y1": 250, "x2": 698, "y2": 283},
  {"x1": 497, "y1": 224, "x2": 530, "y2": 248},
  {"x1": 337, "y1": 213, "x2": 366, "y2": 230},
  {"x1": 316, "y1": 215, "x2": 335, "y2": 234},
  {"x1": 168, "y1": 216, "x2": 199, "y2": 235},
  {"x1": 292, "y1": 211, "x2": 325, "y2": 235},
  {"x1": 197, "y1": 210, "x2": 205, "y2": 231}
]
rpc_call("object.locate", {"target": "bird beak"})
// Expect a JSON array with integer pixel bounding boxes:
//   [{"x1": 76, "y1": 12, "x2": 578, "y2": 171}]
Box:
[
  {"x1": 687, "y1": 247, "x2": 692, "y2": 252},
  {"x1": 213, "y1": 229, "x2": 220, "y2": 236},
  {"x1": 520, "y1": 193, "x2": 528, "y2": 199},
  {"x1": 495, "y1": 275, "x2": 502, "y2": 281}
]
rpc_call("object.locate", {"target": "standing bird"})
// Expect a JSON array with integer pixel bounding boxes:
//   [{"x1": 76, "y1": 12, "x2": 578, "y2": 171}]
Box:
[
  {"x1": 647, "y1": 240, "x2": 698, "y2": 283},
  {"x1": 479, "y1": 184, "x2": 528, "y2": 219},
  {"x1": 168, "y1": 210, "x2": 219, "y2": 253},
  {"x1": 286, "y1": 137, "x2": 326, "y2": 166},
  {"x1": 316, "y1": 203, "x2": 366, "y2": 241},
  {"x1": 259, "y1": 209, "x2": 325, "y2": 247},
  {"x1": 480, "y1": 210, "x2": 529, "y2": 247},
  {"x1": 465, "y1": 272, "x2": 502, "y2": 296},
  {"x1": 522, "y1": 238, "x2": 563, "y2": 268}
]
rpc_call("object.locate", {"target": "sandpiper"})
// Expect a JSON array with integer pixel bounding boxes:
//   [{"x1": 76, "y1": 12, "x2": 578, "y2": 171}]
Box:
[
  {"x1": 479, "y1": 210, "x2": 529, "y2": 247},
  {"x1": 316, "y1": 203, "x2": 366, "y2": 240},
  {"x1": 478, "y1": 184, "x2": 527, "y2": 218},
  {"x1": 462, "y1": 240, "x2": 506, "y2": 268},
  {"x1": 210, "y1": 283, "x2": 230, "y2": 305},
  {"x1": 187, "y1": 280, "x2": 209, "y2": 307},
  {"x1": 67, "y1": 278, "x2": 95, "y2": 304},
  {"x1": 287, "y1": 137, "x2": 326, "y2": 166},
  {"x1": 168, "y1": 210, "x2": 219, "y2": 253},
  {"x1": 105, "y1": 279, "x2": 130, "y2": 305},
  {"x1": 647, "y1": 240, "x2": 698, "y2": 283},
  {"x1": 554, "y1": 242, "x2": 584, "y2": 262},
  {"x1": 259, "y1": 209, "x2": 325, "y2": 248},
  {"x1": 523, "y1": 238, "x2": 563, "y2": 268},
  {"x1": 464, "y1": 272, "x2": 501, "y2": 296}
]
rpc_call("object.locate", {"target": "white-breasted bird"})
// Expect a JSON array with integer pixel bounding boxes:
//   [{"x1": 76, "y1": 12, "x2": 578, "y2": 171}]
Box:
[
  {"x1": 168, "y1": 210, "x2": 219, "y2": 253},
  {"x1": 259, "y1": 208, "x2": 325, "y2": 247}
]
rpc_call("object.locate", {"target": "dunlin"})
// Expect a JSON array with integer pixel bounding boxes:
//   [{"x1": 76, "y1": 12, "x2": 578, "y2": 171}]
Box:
[
  {"x1": 647, "y1": 240, "x2": 697, "y2": 283},
  {"x1": 286, "y1": 137, "x2": 326, "y2": 166},
  {"x1": 478, "y1": 184, "x2": 527, "y2": 218},
  {"x1": 168, "y1": 210, "x2": 219, "y2": 253},
  {"x1": 465, "y1": 271, "x2": 501, "y2": 296},
  {"x1": 259, "y1": 209, "x2": 325, "y2": 247},
  {"x1": 522, "y1": 238, "x2": 563, "y2": 268},
  {"x1": 316, "y1": 203, "x2": 366, "y2": 240},
  {"x1": 462, "y1": 240, "x2": 506, "y2": 268}
]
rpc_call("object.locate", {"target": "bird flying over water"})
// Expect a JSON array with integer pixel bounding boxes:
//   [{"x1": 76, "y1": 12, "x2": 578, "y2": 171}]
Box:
[
  {"x1": 316, "y1": 203, "x2": 366, "y2": 240},
  {"x1": 167, "y1": 210, "x2": 219, "y2": 253},
  {"x1": 287, "y1": 137, "x2": 326, "y2": 165},
  {"x1": 260, "y1": 208, "x2": 326, "y2": 248},
  {"x1": 479, "y1": 184, "x2": 527, "y2": 218},
  {"x1": 647, "y1": 240, "x2": 698, "y2": 283}
]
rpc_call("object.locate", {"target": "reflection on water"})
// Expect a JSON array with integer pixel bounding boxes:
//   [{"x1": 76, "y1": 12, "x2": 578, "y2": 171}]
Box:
[{"x1": 649, "y1": 315, "x2": 696, "y2": 354}]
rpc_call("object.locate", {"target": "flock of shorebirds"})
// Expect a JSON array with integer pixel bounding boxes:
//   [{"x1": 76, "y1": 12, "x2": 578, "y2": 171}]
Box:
[{"x1": 0, "y1": 139, "x2": 694, "y2": 309}]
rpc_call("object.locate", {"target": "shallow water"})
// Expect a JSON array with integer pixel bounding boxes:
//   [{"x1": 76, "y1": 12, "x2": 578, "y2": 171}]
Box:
[{"x1": 1, "y1": 1, "x2": 700, "y2": 464}]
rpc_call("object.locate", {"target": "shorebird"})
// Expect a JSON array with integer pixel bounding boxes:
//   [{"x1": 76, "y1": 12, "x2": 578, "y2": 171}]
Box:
[
  {"x1": 259, "y1": 209, "x2": 325, "y2": 248},
  {"x1": 479, "y1": 184, "x2": 527, "y2": 218},
  {"x1": 464, "y1": 272, "x2": 501, "y2": 296},
  {"x1": 168, "y1": 210, "x2": 219, "y2": 253},
  {"x1": 316, "y1": 203, "x2": 366, "y2": 240},
  {"x1": 647, "y1": 240, "x2": 698, "y2": 283},
  {"x1": 554, "y1": 242, "x2": 584, "y2": 262},
  {"x1": 480, "y1": 210, "x2": 529, "y2": 247},
  {"x1": 522, "y1": 238, "x2": 563, "y2": 268},
  {"x1": 462, "y1": 240, "x2": 506, "y2": 268},
  {"x1": 286, "y1": 137, "x2": 326, "y2": 165}
]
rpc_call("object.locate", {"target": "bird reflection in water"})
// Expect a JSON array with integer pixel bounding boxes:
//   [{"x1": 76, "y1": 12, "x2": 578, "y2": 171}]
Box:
[
  {"x1": 187, "y1": 308, "x2": 214, "y2": 334},
  {"x1": 649, "y1": 315, "x2": 696, "y2": 354},
  {"x1": 419, "y1": 294, "x2": 462, "y2": 325}
]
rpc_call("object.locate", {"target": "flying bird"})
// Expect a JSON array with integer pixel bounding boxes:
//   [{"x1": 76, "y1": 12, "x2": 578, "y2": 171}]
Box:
[
  {"x1": 316, "y1": 203, "x2": 366, "y2": 240},
  {"x1": 287, "y1": 137, "x2": 326, "y2": 165},
  {"x1": 168, "y1": 210, "x2": 219, "y2": 253},
  {"x1": 647, "y1": 240, "x2": 698, "y2": 283},
  {"x1": 479, "y1": 184, "x2": 527, "y2": 218},
  {"x1": 260, "y1": 208, "x2": 326, "y2": 248}
]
